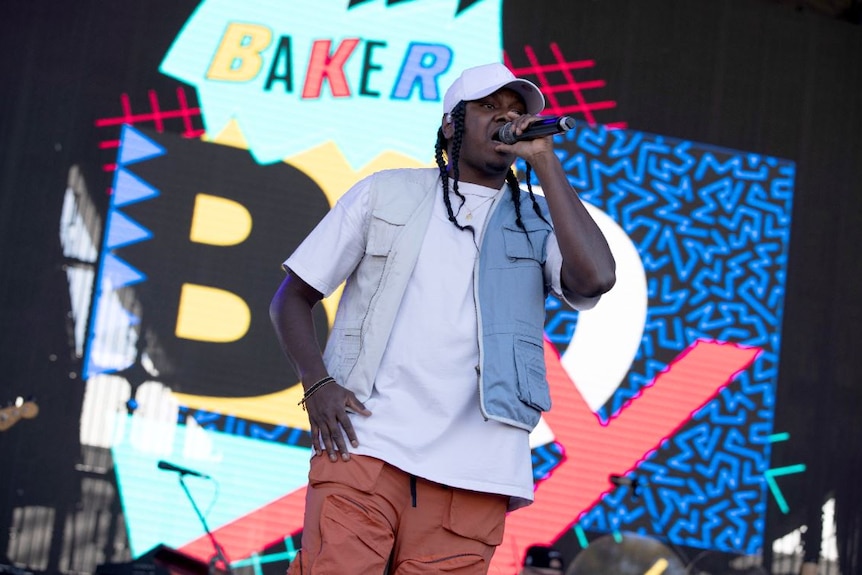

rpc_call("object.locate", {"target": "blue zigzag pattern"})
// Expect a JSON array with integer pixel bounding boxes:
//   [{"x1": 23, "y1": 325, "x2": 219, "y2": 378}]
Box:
[{"x1": 522, "y1": 124, "x2": 794, "y2": 555}]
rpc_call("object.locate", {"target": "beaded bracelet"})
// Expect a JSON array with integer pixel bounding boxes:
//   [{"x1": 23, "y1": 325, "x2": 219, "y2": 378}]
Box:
[{"x1": 298, "y1": 376, "x2": 335, "y2": 410}]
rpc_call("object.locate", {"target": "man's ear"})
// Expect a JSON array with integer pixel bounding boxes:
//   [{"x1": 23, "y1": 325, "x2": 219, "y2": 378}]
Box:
[{"x1": 441, "y1": 113, "x2": 454, "y2": 139}]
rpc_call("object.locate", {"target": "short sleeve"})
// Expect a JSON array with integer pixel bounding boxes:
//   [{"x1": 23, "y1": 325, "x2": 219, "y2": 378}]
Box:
[
  {"x1": 544, "y1": 232, "x2": 570, "y2": 304},
  {"x1": 283, "y1": 176, "x2": 374, "y2": 297}
]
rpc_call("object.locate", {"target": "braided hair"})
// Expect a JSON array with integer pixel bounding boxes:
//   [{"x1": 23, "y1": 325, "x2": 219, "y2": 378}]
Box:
[{"x1": 434, "y1": 101, "x2": 549, "y2": 235}]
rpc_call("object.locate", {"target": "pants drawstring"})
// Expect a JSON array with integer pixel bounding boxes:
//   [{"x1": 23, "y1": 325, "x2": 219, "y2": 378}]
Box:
[{"x1": 410, "y1": 475, "x2": 417, "y2": 508}]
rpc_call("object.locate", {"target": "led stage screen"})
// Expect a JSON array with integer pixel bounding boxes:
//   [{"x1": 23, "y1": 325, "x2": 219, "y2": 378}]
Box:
[{"x1": 60, "y1": 1, "x2": 796, "y2": 573}]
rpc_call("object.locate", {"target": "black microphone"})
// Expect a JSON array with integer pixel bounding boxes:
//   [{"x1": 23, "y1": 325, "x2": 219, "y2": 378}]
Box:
[
  {"x1": 157, "y1": 460, "x2": 210, "y2": 479},
  {"x1": 610, "y1": 474, "x2": 641, "y2": 498},
  {"x1": 609, "y1": 474, "x2": 637, "y2": 487},
  {"x1": 495, "y1": 116, "x2": 576, "y2": 144}
]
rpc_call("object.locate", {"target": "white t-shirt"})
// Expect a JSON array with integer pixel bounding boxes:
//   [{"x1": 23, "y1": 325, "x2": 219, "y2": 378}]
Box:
[{"x1": 286, "y1": 173, "x2": 566, "y2": 510}]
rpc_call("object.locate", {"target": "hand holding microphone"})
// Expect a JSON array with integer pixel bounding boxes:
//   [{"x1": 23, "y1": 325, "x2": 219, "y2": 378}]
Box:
[{"x1": 495, "y1": 115, "x2": 576, "y2": 144}]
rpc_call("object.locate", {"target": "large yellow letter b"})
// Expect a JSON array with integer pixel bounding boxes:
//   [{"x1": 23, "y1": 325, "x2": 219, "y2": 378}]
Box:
[
  {"x1": 206, "y1": 23, "x2": 273, "y2": 82},
  {"x1": 175, "y1": 284, "x2": 251, "y2": 343}
]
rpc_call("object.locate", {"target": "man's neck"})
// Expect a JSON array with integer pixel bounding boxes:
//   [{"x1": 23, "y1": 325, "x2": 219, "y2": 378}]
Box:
[{"x1": 446, "y1": 166, "x2": 507, "y2": 190}]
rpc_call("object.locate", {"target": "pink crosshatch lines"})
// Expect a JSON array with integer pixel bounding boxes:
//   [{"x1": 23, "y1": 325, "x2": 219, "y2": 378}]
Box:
[
  {"x1": 95, "y1": 87, "x2": 205, "y2": 174},
  {"x1": 505, "y1": 42, "x2": 627, "y2": 130}
]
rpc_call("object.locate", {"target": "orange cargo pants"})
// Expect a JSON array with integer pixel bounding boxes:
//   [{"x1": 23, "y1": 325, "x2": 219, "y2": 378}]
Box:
[{"x1": 286, "y1": 454, "x2": 508, "y2": 575}]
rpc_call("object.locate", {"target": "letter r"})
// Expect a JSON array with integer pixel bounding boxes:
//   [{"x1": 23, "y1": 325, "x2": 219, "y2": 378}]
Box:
[{"x1": 391, "y1": 43, "x2": 452, "y2": 102}]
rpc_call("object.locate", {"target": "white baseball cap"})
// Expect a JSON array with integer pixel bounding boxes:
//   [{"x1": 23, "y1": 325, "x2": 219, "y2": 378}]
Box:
[{"x1": 443, "y1": 62, "x2": 545, "y2": 115}]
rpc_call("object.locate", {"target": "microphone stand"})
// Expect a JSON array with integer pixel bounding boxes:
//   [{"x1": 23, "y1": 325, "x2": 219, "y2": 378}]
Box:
[
  {"x1": 176, "y1": 474, "x2": 233, "y2": 575},
  {"x1": 610, "y1": 475, "x2": 692, "y2": 572}
]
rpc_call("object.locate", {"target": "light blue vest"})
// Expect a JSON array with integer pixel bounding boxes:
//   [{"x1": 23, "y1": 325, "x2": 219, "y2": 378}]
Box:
[{"x1": 322, "y1": 168, "x2": 554, "y2": 431}]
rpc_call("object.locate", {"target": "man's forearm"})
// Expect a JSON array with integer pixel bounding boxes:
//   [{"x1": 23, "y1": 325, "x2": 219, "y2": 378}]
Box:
[
  {"x1": 269, "y1": 274, "x2": 329, "y2": 390},
  {"x1": 531, "y1": 155, "x2": 616, "y2": 299}
]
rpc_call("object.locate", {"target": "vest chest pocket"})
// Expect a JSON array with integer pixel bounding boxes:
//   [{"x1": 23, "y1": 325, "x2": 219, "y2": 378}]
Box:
[
  {"x1": 359, "y1": 215, "x2": 406, "y2": 291},
  {"x1": 513, "y1": 336, "x2": 551, "y2": 412},
  {"x1": 500, "y1": 224, "x2": 549, "y2": 267},
  {"x1": 366, "y1": 215, "x2": 405, "y2": 257}
]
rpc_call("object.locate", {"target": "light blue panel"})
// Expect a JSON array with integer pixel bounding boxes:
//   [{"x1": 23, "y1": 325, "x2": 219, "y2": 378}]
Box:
[
  {"x1": 111, "y1": 415, "x2": 312, "y2": 557},
  {"x1": 160, "y1": 0, "x2": 505, "y2": 167}
]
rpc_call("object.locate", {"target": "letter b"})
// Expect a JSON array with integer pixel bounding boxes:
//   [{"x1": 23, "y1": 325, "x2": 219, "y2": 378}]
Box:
[{"x1": 206, "y1": 23, "x2": 273, "y2": 82}]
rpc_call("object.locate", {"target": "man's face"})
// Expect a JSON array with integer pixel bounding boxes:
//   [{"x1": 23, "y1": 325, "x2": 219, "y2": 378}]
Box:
[{"x1": 446, "y1": 88, "x2": 527, "y2": 187}]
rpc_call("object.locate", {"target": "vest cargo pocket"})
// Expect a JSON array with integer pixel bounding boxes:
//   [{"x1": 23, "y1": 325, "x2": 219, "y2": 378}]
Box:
[
  {"x1": 322, "y1": 323, "x2": 360, "y2": 379},
  {"x1": 513, "y1": 336, "x2": 551, "y2": 412}
]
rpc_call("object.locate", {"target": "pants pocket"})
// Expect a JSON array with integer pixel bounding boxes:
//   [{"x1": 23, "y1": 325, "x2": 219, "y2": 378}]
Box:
[
  {"x1": 442, "y1": 489, "x2": 507, "y2": 547},
  {"x1": 395, "y1": 554, "x2": 485, "y2": 574},
  {"x1": 308, "y1": 453, "x2": 386, "y2": 492},
  {"x1": 314, "y1": 493, "x2": 393, "y2": 572}
]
